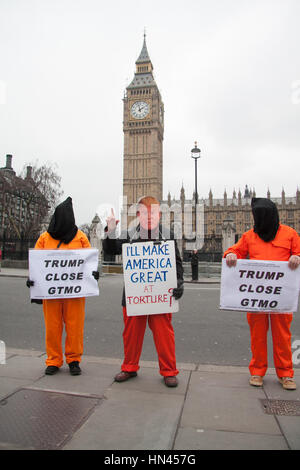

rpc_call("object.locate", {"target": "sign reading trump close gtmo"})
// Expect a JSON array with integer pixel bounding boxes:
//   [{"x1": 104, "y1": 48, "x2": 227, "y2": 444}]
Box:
[
  {"x1": 29, "y1": 248, "x2": 99, "y2": 299},
  {"x1": 122, "y1": 241, "x2": 179, "y2": 316},
  {"x1": 220, "y1": 259, "x2": 300, "y2": 313}
]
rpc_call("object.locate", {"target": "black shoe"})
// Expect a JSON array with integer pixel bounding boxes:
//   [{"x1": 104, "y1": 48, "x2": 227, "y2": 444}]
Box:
[
  {"x1": 69, "y1": 361, "x2": 81, "y2": 376},
  {"x1": 45, "y1": 365, "x2": 59, "y2": 375}
]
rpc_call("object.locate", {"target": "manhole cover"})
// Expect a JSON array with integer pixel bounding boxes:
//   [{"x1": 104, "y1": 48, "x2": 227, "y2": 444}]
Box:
[
  {"x1": 261, "y1": 399, "x2": 300, "y2": 416},
  {"x1": 0, "y1": 388, "x2": 99, "y2": 449}
]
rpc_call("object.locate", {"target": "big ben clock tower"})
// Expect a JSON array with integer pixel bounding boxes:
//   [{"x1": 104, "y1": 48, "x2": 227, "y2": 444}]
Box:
[{"x1": 123, "y1": 34, "x2": 164, "y2": 211}]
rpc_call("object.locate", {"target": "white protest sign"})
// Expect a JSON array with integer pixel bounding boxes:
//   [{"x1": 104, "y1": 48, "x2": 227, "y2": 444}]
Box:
[
  {"x1": 220, "y1": 259, "x2": 300, "y2": 313},
  {"x1": 29, "y1": 248, "x2": 99, "y2": 299},
  {"x1": 122, "y1": 240, "x2": 179, "y2": 316}
]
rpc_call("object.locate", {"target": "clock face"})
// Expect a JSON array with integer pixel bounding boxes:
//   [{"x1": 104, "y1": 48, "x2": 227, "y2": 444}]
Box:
[{"x1": 130, "y1": 101, "x2": 150, "y2": 119}]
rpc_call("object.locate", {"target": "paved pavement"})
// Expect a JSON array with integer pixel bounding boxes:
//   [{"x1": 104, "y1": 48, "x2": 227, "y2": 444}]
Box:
[
  {"x1": 1, "y1": 268, "x2": 300, "y2": 451},
  {"x1": 0, "y1": 348, "x2": 299, "y2": 451}
]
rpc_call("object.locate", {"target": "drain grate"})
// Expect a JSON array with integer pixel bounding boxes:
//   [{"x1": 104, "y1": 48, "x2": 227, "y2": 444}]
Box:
[
  {"x1": 0, "y1": 388, "x2": 99, "y2": 449},
  {"x1": 261, "y1": 399, "x2": 300, "y2": 416}
]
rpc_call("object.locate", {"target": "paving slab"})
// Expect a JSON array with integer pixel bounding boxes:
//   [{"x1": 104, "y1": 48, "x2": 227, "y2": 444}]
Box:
[
  {"x1": 174, "y1": 427, "x2": 289, "y2": 450},
  {"x1": 64, "y1": 387, "x2": 184, "y2": 450},
  {"x1": 0, "y1": 355, "x2": 44, "y2": 380},
  {"x1": 194, "y1": 370, "x2": 253, "y2": 389},
  {"x1": 180, "y1": 371, "x2": 281, "y2": 435},
  {"x1": 30, "y1": 362, "x2": 115, "y2": 397},
  {"x1": 276, "y1": 416, "x2": 300, "y2": 450},
  {"x1": 0, "y1": 376, "x2": 33, "y2": 401},
  {"x1": 263, "y1": 376, "x2": 300, "y2": 401},
  {"x1": 6, "y1": 348, "x2": 45, "y2": 357},
  {"x1": 261, "y1": 377, "x2": 300, "y2": 450}
]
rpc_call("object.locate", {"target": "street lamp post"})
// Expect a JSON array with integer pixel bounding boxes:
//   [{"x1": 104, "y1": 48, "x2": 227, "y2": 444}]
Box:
[
  {"x1": 191, "y1": 142, "x2": 201, "y2": 281},
  {"x1": 191, "y1": 141, "x2": 201, "y2": 243}
]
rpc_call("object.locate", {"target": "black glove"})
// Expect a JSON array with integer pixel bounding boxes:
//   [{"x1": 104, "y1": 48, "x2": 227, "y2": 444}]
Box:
[
  {"x1": 31, "y1": 299, "x2": 42, "y2": 305},
  {"x1": 92, "y1": 271, "x2": 100, "y2": 280},
  {"x1": 172, "y1": 281, "x2": 184, "y2": 300},
  {"x1": 26, "y1": 279, "x2": 34, "y2": 288}
]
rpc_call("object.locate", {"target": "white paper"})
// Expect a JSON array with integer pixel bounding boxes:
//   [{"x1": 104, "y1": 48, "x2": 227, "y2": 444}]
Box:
[
  {"x1": 29, "y1": 248, "x2": 99, "y2": 299},
  {"x1": 122, "y1": 241, "x2": 179, "y2": 316},
  {"x1": 220, "y1": 259, "x2": 300, "y2": 313}
]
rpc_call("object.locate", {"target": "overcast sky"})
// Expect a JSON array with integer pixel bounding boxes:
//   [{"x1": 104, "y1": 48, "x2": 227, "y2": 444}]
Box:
[{"x1": 0, "y1": 0, "x2": 299, "y2": 226}]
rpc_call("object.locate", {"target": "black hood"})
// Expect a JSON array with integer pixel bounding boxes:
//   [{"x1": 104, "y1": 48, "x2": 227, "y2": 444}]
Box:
[
  {"x1": 47, "y1": 197, "x2": 78, "y2": 244},
  {"x1": 251, "y1": 197, "x2": 279, "y2": 242}
]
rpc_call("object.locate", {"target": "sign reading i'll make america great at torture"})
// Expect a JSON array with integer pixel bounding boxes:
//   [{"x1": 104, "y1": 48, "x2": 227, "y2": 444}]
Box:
[
  {"x1": 122, "y1": 241, "x2": 179, "y2": 316},
  {"x1": 220, "y1": 259, "x2": 300, "y2": 313},
  {"x1": 29, "y1": 248, "x2": 99, "y2": 299}
]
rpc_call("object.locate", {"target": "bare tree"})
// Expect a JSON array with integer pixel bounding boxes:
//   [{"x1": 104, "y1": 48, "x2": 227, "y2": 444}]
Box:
[
  {"x1": 19, "y1": 160, "x2": 63, "y2": 214},
  {"x1": 1, "y1": 160, "x2": 63, "y2": 239},
  {"x1": 79, "y1": 223, "x2": 92, "y2": 240}
]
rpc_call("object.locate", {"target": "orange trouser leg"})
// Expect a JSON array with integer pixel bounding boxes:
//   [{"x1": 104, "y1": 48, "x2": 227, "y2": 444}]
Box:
[
  {"x1": 247, "y1": 313, "x2": 269, "y2": 377},
  {"x1": 121, "y1": 307, "x2": 147, "y2": 373},
  {"x1": 63, "y1": 297, "x2": 85, "y2": 365},
  {"x1": 148, "y1": 314, "x2": 178, "y2": 377},
  {"x1": 43, "y1": 299, "x2": 64, "y2": 367},
  {"x1": 270, "y1": 314, "x2": 293, "y2": 378},
  {"x1": 121, "y1": 307, "x2": 178, "y2": 377},
  {"x1": 247, "y1": 313, "x2": 294, "y2": 378},
  {"x1": 43, "y1": 298, "x2": 85, "y2": 367}
]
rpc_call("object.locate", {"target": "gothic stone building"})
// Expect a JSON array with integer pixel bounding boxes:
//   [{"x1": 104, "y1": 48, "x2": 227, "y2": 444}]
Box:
[
  {"x1": 0, "y1": 154, "x2": 48, "y2": 241},
  {"x1": 167, "y1": 185, "x2": 300, "y2": 260}
]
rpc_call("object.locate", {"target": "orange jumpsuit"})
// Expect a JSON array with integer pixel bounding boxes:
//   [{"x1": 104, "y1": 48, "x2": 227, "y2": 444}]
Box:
[
  {"x1": 121, "y1": 307, "x2": 179, "y2": 377},
  {"x1": 224, "y1": 224, "x2": 300, "y2": 378},
  {"x1": 35, "y1": 230, "x2": 91, "y2": 367}
]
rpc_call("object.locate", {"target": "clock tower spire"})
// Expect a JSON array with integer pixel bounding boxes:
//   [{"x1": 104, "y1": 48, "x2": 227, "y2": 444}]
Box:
[{"x1": 122, "y1": 35, "x2": 164, "y2": 213}]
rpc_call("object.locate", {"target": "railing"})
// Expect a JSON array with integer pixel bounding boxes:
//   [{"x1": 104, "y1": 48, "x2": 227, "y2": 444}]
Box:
[
  {"x1": 0, "y1": 238, "x2": 36, "y2": 260},
  {"x1": 183, "y1": 251, "x2": 222, "y2": 263}
]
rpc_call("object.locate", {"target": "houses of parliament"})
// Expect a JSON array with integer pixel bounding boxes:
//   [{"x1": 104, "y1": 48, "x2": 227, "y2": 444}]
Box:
[{"x1": 122, "y1": 35, "x2": 300, "y2": 259}]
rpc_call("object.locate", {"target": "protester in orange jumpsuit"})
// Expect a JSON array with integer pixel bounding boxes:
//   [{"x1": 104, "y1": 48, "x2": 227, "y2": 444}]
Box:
[
  {"x1": 224, "y1": 198, "x2": 300, "y2": 390},
  {"x1": 103, "y1": 196, "x2": 184, "y2": 387},
  {"x1": 28, "y1": 197, "x2": 98, "y2": 376}
]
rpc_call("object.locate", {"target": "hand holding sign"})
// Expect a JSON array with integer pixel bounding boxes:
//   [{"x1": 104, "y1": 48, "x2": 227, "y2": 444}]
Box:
[
  {"x1": 288, "y1": 255, "x2": 300, "y2": 270},
  {"x1": 172, "y1": 280, "x2": 184, "y2": 300},
  {"x1": 226, "y1": 253, "x2": 237, "y2": 267}
]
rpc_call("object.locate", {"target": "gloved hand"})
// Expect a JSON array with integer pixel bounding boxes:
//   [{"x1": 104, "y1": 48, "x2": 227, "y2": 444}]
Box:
[
  {"x1": 172, "y1": 281, "x2": 184, "y2": 300},
  {"x1": 92, "y1": 271, "x2": 100, "y2": 280},
  {"x1": 26, "y1": 279, "x2": 34, "y2": 288}
]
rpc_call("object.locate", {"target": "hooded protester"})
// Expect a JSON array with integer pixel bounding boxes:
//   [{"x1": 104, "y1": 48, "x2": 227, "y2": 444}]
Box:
[
  {"x1": 47, "y1": 196, "x2": 78, "y2": 245},
  {"x1": 251, "y1": 198, "x2": 279, "y2": 242},
  {"x1": 224, "y1": 197, "x2": 300, "y2": 390},
  {"x1": 27, "y1": 197, "x2": 98, "y2": 376}
]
